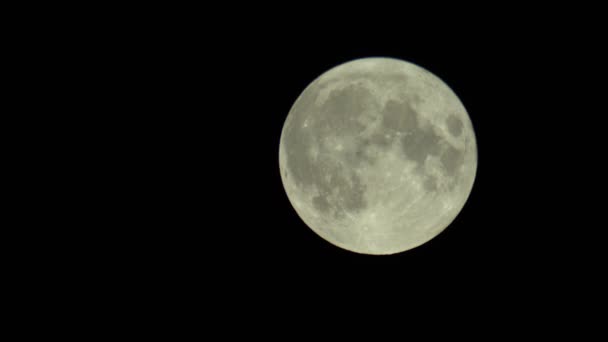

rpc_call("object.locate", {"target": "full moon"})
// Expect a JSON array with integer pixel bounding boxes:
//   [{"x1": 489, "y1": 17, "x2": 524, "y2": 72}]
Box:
[{"x1": 279, "y1": 57, "x2": 477, "y2": 255}]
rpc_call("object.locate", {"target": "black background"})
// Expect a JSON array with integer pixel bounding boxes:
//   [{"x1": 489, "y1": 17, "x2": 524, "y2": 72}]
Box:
[{"x1": 25, "y1": 5, "x2": 603, "y2": 330}]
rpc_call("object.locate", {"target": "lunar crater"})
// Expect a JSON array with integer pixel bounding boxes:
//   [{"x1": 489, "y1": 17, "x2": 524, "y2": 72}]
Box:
[{"x1": 446, "y1": 114, "x2": 464, "y2": 137}]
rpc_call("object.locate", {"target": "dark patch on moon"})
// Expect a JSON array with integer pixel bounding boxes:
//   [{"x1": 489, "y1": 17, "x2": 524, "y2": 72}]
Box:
[
  {"x1": 379, "y1": 98, "x2": 445, "y2": 167},
  {"x1": 318, "y1": 84, "x2": 371, "y2": 135},
  {"x1": 440, "y1": 145, "x2": 464, "y2": 175},
  {"x1": 446, "y1": 115, "x2": 463, "y2": 137},
  {"x1": 282, "y1": 80, "x2": 372, "y2": 192},
  {"x1": 350, "y1": 137, "x2": 379, "y2": 165},
  {"x1": 307, "y1": 166, "x2": 368, "y2": 220},
  {"x1": 381, "y1": 99, "x2": 418, "y2": 132},
  {"x1": 312, "y1": 195, "x2": 331, "y2": 213},
  {"x1": 400, "y1": 128, "x2": 443, "y2": 166},
  {"x1": 369, "y1": 130, "x2": 392, "y2": 146},
  {"x1": 284, "y1": 98, "x2": 369, "y2": 222},
  {"x1": 310, "y1": 158, "x2": 368, "y2": 220}
]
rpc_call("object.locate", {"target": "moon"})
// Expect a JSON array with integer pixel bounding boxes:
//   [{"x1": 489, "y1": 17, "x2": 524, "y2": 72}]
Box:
[{"x1": 279, "y1": 57, "x2": 477, "y2": 255}]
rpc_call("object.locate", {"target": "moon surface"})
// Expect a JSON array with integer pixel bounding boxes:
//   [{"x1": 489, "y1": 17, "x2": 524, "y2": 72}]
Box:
[{"x1": 279, "y1": 57, "x2": 477, "y2": 255}]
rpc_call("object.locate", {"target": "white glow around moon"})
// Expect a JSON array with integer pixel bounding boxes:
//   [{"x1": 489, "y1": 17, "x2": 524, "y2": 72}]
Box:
[{"x1": 279, "y1": 57, "x2": 477, "y2": 255}]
